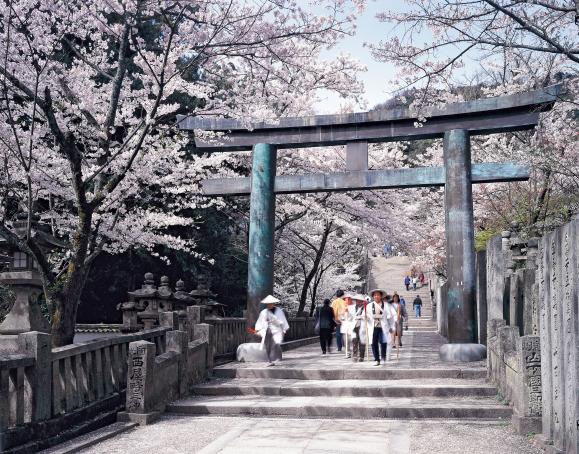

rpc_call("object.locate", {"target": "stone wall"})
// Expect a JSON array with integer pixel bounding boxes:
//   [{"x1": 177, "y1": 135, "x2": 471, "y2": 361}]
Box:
[
  {"x1": 536, "y1": 217, "x2": 578, "y2": 454},
  {"x1": 486, "y1": 234, "x2": 508, "y2": 322},
  {"x1": 487, "y1": 320, "x2": 542, "y2": 433},
  {"x1": 476, "y1": 250, "x2": 487, "y2": 345},
  {"x1": 484, "y1": 217, "x2": 578, "y2": 454}
]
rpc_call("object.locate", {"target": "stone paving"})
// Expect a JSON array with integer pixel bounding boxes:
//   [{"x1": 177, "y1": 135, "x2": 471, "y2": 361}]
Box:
[
  {"x1": 77, "y1": 415, "x2": 543, "y2": 454},
  {"x1": 214, "y1": 332, "x2": 486, "y2": 372}
]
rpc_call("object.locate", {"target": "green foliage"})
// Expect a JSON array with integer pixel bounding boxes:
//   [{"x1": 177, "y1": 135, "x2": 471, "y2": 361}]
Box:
[{"x1": 475, "y1": 229, "x2": 500, "y2": 252}]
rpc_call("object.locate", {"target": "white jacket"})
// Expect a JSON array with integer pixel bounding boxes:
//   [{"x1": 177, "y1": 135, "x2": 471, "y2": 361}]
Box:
[{"x1": 255, "y1": 307, "x2": 289, "y2": 344}]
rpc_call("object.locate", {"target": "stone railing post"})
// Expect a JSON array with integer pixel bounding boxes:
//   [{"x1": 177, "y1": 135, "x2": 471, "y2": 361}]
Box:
[
  {"x1": 497, "y1": 326, "x2": 518, "y2": 399},
  {"x1": 486, "y1": 319, "x2": 506, "y2": 383},
  {"x1": 186, "y1": 306, "x2": 205, "y2": 342},
  {"x1": 159, "y1": 311, "x2": 178, "y2": 330},
  {"x1": 119, "y1": 340, "x2": 157, "y2": 425},
  {"x1": 166, "y1": 330, "x2": 188, "y2": 397},
  {"x1": 512, "y1": 335, "x2": 542, "y2": 434},
  {"x1": 17, "y1": 331, "x2": 52, "y2": 421},
  {"x1": 194, "y1": 323, "x2": 214, "y2": 376}
]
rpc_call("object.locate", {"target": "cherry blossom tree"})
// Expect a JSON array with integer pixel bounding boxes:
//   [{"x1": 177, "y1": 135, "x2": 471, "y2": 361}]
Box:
[
  {"x1": 360, "y1": 0, "x2": 578, "y2": 275},
  {"x1": 0, "y1": 0, "x2": 366, "y2": 345},
  {"x1": 369, "y1": 0, "x2": 578, "y2": 92}
]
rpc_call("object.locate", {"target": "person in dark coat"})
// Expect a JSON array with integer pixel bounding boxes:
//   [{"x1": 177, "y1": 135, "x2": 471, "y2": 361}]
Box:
[
  {"x1": 413, "y1": 295, "x2": 423, "y2": 318},
  {"x1": 316, "y1": 299, "x2": 336, "y2": 354}
]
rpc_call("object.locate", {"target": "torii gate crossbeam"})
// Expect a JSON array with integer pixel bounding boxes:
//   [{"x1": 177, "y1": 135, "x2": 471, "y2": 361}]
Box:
[{"x1": 178, "y1": 85, "x2": 561, "y2": 360}]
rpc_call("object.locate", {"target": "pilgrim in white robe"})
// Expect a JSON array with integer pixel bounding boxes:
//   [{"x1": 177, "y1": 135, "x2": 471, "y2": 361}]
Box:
[{"x1": 255, "y1": 307, "x2": 289, "y2": 363}]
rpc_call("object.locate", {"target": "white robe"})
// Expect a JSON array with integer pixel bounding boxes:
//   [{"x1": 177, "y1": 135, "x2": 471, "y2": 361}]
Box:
[
  {"x1": 353, "y1": 304, "x2": 373, "y2": 344},
  {"x1": 255, "y1": 307, "x2": 289, "y2": 345},
  {"x1": 381, "y1": 303, "x2": 397, "y2": 345},
  {"x1": 340, "y1": 304, "x2": 356, "y2": 334}
]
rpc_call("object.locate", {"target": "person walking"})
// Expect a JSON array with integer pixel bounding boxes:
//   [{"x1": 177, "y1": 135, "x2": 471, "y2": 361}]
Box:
[
  {"x1": 382, "y1": 295, "x2": 397, "y2": 362},
  {"x1": 399, "y1": 294, "x2": 406, "y2": 307},
  {"x1": 412, "y1": 276, "x2": 418, "y2": 290},
  {"x1": 352, "y1": 295, "x2": 370, "y2": 362},
  {"x1": 368, "y1": 289, "x2": 386, "y2": 366},
  {"x1": 341, "y1": 293, "x2": 356, "y2": 358},
  {"x1": 404, "y1": 275, "x2": 411, "y2": 291},
  {"x1": 392, "y1": 293, "x2": 408, "y2": 348},
  {"x1": 331, "y1": 289, "x2": 346, "y2": 352},
  {"x1": 316, "y1": 299, "x2": 335, "y2": 355},
  {"x1": 254, "y1": 295, "x2": 289, "y2": 366},
  {"x1": 413, "y1": 294, "x2": 423, "y2": 318}
]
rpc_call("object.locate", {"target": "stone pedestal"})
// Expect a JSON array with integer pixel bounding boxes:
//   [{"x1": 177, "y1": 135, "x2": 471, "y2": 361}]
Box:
[
  {"x1": 439, "y1": 343, "x2": 486, "y2": 362},
  {"x1": 236, "y1": 342, "x2": 269, "y2": 362}
]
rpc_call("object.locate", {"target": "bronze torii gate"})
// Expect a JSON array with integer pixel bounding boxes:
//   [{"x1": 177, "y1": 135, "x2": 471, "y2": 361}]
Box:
[{"x1": 178, "y1": 85, "x2": 560, "y2": 356}]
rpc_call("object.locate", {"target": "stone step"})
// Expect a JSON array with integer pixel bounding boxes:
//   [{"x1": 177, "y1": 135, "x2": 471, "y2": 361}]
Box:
[
  {"x1": 214, "y1": 367, "x2": 487, "y2": 380},
  {"x1": 167, "y1": 395, "x2": 511, "y2": 420},
  {"x1": 192, "y1": 378, "x2": 497, "y2": 398}
]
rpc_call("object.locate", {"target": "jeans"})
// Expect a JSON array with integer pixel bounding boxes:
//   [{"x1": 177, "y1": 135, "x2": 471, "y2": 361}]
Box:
[
  {"x1": 413, "y1": 283, "x2": 417, "y2": 290},
  {"x1": 414, "y1": 305, "x2": 421, "y2": 318},
  {"x1": 319, "y1": 328, "x2": 332, "y2": 353},
  {"x1": 371, "y1": 327, "x2": 384, "y2": 362},
  {"x1": 335, "y1": 329, "x2": 343, "y2": 351}
]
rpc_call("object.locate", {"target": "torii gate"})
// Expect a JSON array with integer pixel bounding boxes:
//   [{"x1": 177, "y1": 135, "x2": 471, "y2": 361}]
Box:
[{"x1": 178, "y1": 85, "x2": 560, "y2": 356}]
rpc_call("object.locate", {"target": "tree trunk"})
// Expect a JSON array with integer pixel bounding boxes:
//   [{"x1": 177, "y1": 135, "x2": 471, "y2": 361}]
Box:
[
  {"x1": 296, "y1": 223, "x2": 332, "y2": 315},
  {"x1": 49, "y1": 270, "x2": 88, "y2": 346},
  {"x1": 47, "y1": 210, "x2": 93, "y2": 347}
]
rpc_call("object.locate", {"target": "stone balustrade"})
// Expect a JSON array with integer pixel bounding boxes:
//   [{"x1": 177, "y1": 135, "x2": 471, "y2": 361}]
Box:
[
  {"x1": 0, "y1": 327, "x2": 170, "y2": 452},
  {"x1": 286, "y1": 317, "x2": 316, "y2": 342},
  {"x1": 208, "y1": 318, "x2": 246, "y2": 357},
  {"x1": 0, "y1": 353, "x2": 36, "y2": 430},
  {"x1": 50, "y1": 327, "x2": 168, "y2": 417}
]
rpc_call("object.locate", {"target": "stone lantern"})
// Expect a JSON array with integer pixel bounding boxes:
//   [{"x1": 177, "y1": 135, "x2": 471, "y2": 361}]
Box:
[
  {"x1": 127, "y1": 273, "x2": 159, "y2": 330},
  {"x1": 157, "y1": 275, "x2": 174, "y2": 312},
  {"x1": 173, "y1": 279, "x2": 195, "y2": 331},
  {"x1": 189, "y1": 274, "x2": 217, "y2": 306},
  {"x1": 0, "y1": 214, "x2": 63, "y2": 348}
]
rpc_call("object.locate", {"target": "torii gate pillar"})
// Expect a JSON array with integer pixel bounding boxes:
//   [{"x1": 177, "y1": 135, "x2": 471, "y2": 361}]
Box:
[
  {"x1": 441, "y1": 129, "x2": 485, "y2": 360},
  {"x1": 246, "y1": 143, "x2": 277, "y2": 331}
]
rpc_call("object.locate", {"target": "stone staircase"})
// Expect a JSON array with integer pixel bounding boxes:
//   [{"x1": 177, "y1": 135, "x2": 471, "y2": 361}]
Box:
[
  {"x1": 166, "y1": 339, "x2": 510, "y2": 419},
  {"x1": 166, "y1": 257, "x2": 510, "y2": 422}
]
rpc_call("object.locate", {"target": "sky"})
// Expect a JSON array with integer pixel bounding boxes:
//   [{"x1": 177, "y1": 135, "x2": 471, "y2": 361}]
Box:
[{"x1": 314, "y1": 0, "x2": 411, "y2": 114}]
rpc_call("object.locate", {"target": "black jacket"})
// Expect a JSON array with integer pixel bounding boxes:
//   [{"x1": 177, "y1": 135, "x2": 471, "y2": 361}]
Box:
[
  {"x1": 316, "y1": 305, "x2": 336, "y2": 330},
  {"x1": 413, "y1": 297, "x2": 423, "y2": 306}
]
